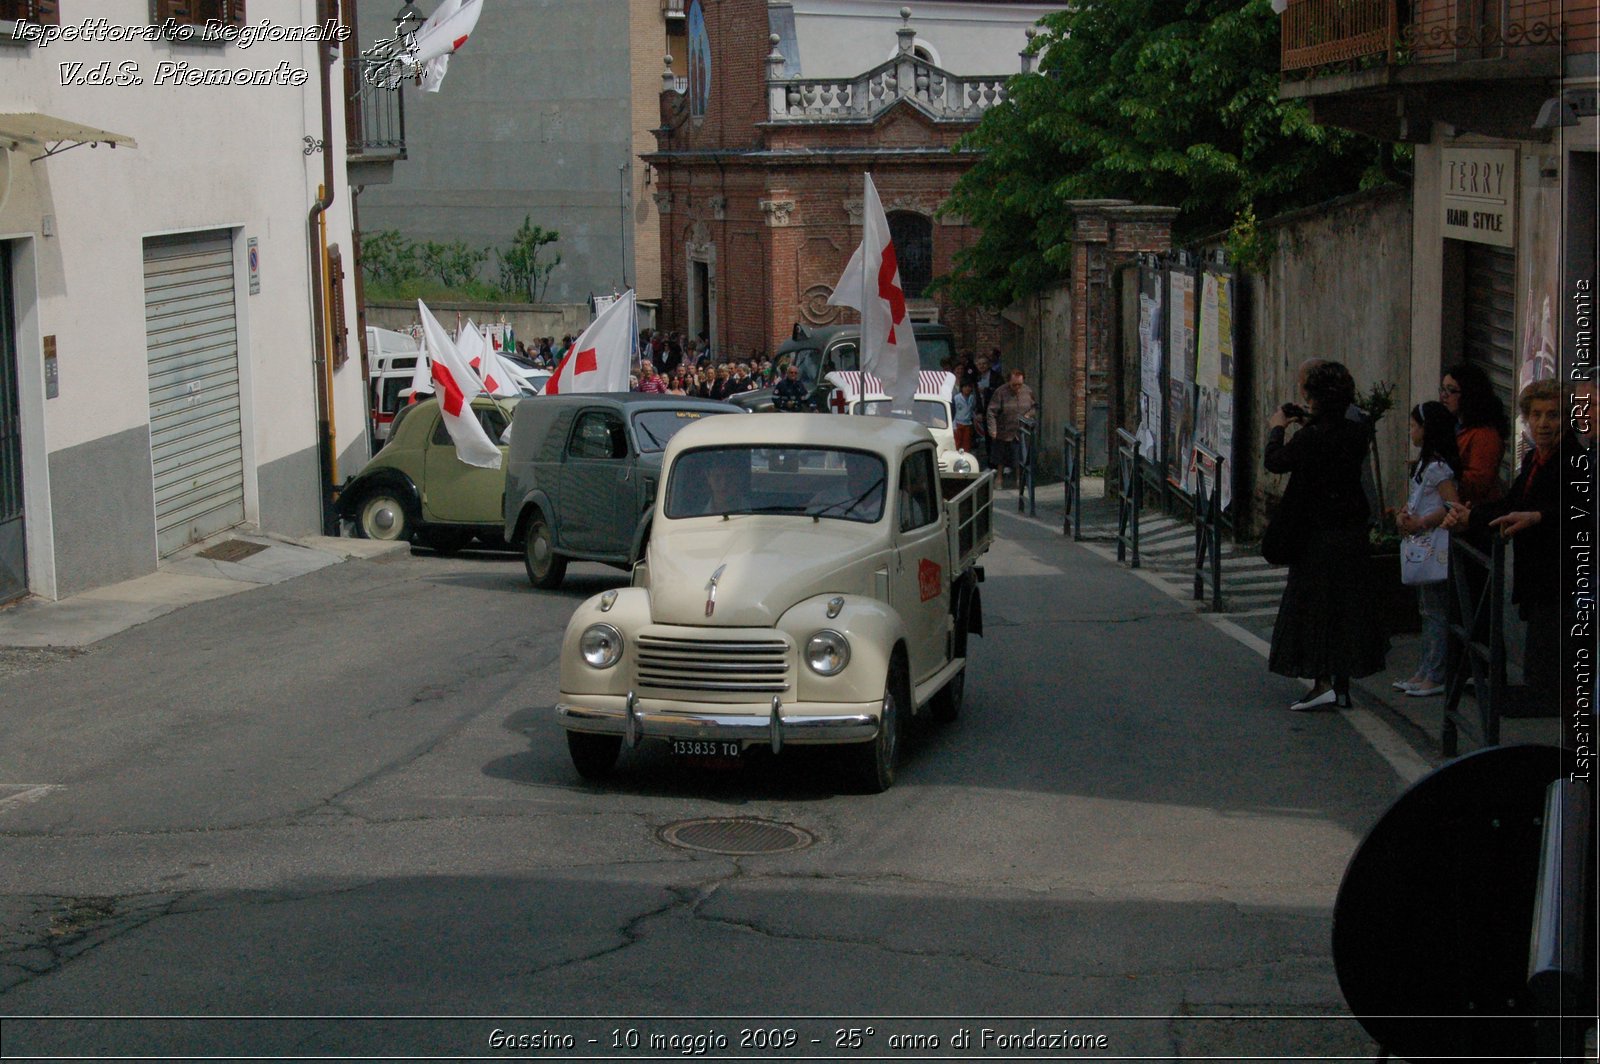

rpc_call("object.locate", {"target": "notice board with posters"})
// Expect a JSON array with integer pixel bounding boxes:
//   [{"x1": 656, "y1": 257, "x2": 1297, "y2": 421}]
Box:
[
  {"x1": 1135, "y1": 266, "x2": 1165, "y2": 460},
  {"x1": 1165, "y1": 267, "x2": 1197, "y2": 490},
  {"x1": 1192, "y1": 270, "x2": 1236, "y2": 509}
]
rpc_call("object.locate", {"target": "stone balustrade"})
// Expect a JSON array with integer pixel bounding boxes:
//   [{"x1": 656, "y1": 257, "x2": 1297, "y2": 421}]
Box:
[{"x1": 767, "y1": 54, "x2": 1010, "y2": 123}]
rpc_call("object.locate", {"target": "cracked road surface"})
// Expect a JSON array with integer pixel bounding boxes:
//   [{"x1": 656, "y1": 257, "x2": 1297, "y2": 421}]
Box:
[{"x1": 0, "y1": 509, "x2": 1403, "y2": 1059}]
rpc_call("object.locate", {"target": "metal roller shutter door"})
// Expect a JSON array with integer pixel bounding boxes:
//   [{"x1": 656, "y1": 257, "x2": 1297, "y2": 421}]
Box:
[
  {"x1": 1462, "y1": 243, "x2": 1517, "y2": 478},
  {"x1": 1462, "y1": 244, "x2": 1516, "y2": 412},
  {"x1": 0, "y1": 248, "x2": 24, "y2": 603},
  {"x1": 144, "y1": 231, "x2": 245, "y2": 557}
]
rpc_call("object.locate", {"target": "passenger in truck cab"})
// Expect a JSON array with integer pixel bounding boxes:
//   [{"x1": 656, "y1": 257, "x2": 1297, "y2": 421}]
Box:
[
  {"x1": 702, "y1": 450, "x2": 751, "y2": 515},
  {"x1": 898, "y1": 453, "x2": 935, "y2": 530}
]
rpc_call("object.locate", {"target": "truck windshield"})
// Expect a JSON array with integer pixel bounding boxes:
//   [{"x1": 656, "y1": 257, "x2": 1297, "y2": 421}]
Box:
[
  {"x1": 916, "y1": 336, "x2": 954, "y2": 371},
  {"x1": 665, "y1": 446, "x2": 886, "y2": 523},
  {"x1": 783, "y1": 348, "x2": 822, "y2": 389},
  {"x1": 854, "y1": 399, "x2": 949, "y2": 429},
  {"x1": 632, "y1": 408, "x2": 728, "y2": 452}
]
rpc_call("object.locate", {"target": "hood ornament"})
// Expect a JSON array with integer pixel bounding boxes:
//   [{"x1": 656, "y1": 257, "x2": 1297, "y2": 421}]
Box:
[{"x1": 704, "y1": 564, "x2": 727, "y2": 617}]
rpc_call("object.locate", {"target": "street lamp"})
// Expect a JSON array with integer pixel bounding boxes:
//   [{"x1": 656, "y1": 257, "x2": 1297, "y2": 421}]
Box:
[{"x1": 619, "y1": 162, "x2": 629, "y2": 291}]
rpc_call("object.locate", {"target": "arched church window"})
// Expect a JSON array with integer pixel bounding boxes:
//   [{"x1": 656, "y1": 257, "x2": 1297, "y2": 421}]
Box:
[{"x1": 888, "y1": 211, "x2": 932, "y2": 299}]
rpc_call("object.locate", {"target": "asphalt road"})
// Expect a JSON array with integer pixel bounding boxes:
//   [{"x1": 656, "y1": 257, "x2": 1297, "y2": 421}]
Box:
[{"x1": 0, "y1": 507, "x2": 1406, "y2": 1060}]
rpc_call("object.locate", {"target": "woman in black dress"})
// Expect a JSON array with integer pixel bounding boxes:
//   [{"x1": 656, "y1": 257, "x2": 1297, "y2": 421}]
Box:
[{"x1": 1266, "y1": 361, "x2": 1389, "y2": 710}]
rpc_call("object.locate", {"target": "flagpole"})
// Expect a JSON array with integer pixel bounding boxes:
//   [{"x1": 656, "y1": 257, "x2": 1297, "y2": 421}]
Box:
[{"x1": 861, "y1": 173, "x2": 871, "y2": 339}]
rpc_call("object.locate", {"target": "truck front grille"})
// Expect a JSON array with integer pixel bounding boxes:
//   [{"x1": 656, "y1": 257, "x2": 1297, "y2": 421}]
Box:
[{"x1": 635, "y1": 634, "x2": 791, "y2": 693}]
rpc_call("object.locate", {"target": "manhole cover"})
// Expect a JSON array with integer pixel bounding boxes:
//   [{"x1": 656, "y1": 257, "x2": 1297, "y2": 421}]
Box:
[
  {"x1": 658, "y1": 817, "x2": 815, "y2": 855},
  {"x1": 197, "y1": 539, "x2": 268, "y2": 563}
]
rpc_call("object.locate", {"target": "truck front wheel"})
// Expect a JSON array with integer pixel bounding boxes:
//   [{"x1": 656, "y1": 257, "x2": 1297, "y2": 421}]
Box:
[
  {"x1": 567, "y1": 732, "x2": 621, "y2": 780},
  {"x1": 844, "y1": 659, "x2": 904, "y2": 793}
]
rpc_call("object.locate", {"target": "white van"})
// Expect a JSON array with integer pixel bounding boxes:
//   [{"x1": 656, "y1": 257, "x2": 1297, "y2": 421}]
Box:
[{"x1": 367, "y1": 327, "x2": 422, "y2": 443}]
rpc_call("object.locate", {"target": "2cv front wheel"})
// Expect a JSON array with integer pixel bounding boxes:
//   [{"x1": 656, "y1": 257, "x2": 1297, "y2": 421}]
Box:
[{"x1": 523, "y1": 513, "x2": 568, "y2": 589}]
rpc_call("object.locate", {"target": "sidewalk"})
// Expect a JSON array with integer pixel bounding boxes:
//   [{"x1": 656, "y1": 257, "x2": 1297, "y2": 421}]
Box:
[
  {"x1": 1009, "y1": 473, "x2": 1562, "y2": 766},
  {"x1": 0, "y1": 529, "x2": 408, "y2": 653}
]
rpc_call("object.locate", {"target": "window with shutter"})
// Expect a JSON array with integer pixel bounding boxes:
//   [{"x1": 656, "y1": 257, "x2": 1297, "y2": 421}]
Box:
[
  {"x1": 1, "y1": 1, "x2": 60, "y2": 24},
  {"x1": 328, "y1": 245, "x2": 349, "y2": 370},
  {"x1": 150, "y1": 0, "x2": 245, "y2": 27}
]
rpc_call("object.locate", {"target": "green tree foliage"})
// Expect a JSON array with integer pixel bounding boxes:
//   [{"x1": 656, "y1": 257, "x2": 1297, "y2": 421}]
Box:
[
  {"x1": 359, "y1": 229, "x2": 419, "y2": 288},
  {"x1": 939, "y1": 0, "x2": 1398, "y2": 308},
  {"x1": 495, "y1": 217, "x2": 562, "y2": 303},
  {"x1": 418, "y1": 240, "x2": 490, "y2": 289}
]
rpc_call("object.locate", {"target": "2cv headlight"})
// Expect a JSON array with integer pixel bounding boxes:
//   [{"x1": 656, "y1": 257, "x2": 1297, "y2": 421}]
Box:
[
  {"x1": 805, "y1": 630, "x2": 851, "y2": 676},
  {"x1": 580, "y1": 623, "x2": 624, "y2": 669}
]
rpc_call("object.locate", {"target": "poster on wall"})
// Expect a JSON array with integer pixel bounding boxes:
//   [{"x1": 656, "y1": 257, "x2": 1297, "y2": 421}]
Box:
[
  {"x1": 688, "y1": 0, "x2": 711, "y2": 121},
  {"x1": 1135, "y1": 267, "x2": 1165, "y2": 457},
  {"x1": 1166, "y1": 269, "x2": 1196, "y2": 490},
  {"x1": 1192, "y1": 271, "x2": 1235, "y2": 508},
  {"x1": 1517, "y1": 161, "x2": 1561, "y2": 455}
]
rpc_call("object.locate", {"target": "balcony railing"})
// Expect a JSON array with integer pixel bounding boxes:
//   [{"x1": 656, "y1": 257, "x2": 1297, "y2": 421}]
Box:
[
  {"x1": 1281, "y1": 0, "x2": 1565, "y2": 74},
  {"x1": 344, "y1": 62, "x2": 406, "y2": 159}
]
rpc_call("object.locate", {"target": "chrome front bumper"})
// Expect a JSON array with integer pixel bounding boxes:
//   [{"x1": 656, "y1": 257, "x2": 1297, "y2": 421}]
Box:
[{"x1": 557, "y1": 692, "x2": 881, "y2": 752}]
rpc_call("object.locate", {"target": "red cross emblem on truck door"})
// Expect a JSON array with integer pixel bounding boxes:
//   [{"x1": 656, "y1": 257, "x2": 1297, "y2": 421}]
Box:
[
  {"x1": 830, "y1": 388, "x2": 848, "y2": 413},
  {"x1": 918, "y1": 558, "x2": 941, "y2": 602}
]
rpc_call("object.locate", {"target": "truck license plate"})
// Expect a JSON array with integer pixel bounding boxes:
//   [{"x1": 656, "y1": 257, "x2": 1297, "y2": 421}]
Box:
[{"x1": 669, "y1": 739, "x2": 741, "y2": 760}]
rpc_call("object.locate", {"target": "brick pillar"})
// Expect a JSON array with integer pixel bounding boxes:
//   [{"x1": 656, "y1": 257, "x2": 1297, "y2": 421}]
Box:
[{"x1": 1062, "y1": 201, "x2": 1176, "y2": 465}]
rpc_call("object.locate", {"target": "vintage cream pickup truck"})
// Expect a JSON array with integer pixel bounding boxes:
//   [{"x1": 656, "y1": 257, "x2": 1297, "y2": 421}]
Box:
[{"x1": 555, "y1": 413, "x2": 995, "y2": 792}]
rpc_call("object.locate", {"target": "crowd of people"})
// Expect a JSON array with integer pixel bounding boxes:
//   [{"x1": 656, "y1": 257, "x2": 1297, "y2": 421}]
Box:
[
  {"x1": 535, "y1": 327, "x2": 1045, "y2": 485},
  {"x1": 1266, "y1": 355, "x2": 1583, "y2": 715}
]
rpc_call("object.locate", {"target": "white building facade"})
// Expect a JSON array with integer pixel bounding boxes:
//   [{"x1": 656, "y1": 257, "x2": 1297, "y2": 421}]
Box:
[{"x1": 0, "y1": 0, "x2": 367, "y2": 603}]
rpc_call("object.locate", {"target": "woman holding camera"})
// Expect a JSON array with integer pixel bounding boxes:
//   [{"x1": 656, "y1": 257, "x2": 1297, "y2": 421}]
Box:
[{"x1": 1265, "y1": 361, "x2": 1389, "y2": 710}]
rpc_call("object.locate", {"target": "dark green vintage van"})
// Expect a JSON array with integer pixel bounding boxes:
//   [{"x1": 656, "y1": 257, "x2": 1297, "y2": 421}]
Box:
[{"x1": 734, "y1": 323, "x2": 961, "y2": 412}]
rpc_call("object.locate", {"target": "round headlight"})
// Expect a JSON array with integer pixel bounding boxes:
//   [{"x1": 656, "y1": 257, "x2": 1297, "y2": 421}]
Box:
[
  {"x1": 952, "y1": 456, "x2": 974, "y2": 474},
  {"x1": 805, "y1": 630, "x2": 851, "y2": 676},
  {"x1": 580, "y1": 623, "x2": 624, "y2": 669}
]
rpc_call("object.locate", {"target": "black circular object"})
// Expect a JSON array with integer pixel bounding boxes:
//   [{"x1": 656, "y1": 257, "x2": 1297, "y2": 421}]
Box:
[{"x1": 1333, "y1": 743, "x2": 1581, "y2": 1060}]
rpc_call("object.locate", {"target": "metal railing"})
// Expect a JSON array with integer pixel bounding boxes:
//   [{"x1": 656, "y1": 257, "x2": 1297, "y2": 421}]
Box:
[
  {"x1": 1192, "y1": 445, "x2": 1225, "y2": 611},
  {"x1": 1442, "y1": 535, "x2": 1507, "y2": 756},
  {"x1": 1062, "y1": 424, "x2": 1084, "y2": 540},
  {"x1": 1281, "y1": 0, "x2": 1396, "y2": 71},
  {"x1": 1114, "y1": 428, "x2": 1143, "y2": 568},
  {"x1": 347, "y1": 80, "x2": 407, "y2": 158},
  {"x1": 1016, "y1": 416, "x2": 1038, "y2": 516},
  {"x1": 1281, "y1": 0, "x2": 1566, "y2": 74}
]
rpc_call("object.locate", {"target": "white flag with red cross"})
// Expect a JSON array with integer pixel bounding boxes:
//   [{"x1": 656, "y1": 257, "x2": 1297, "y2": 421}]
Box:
[
  {"x1": 417, "y1": 301, "x2": 502, "y2": 469},
  {"x1": 545, "y1": 290, "x2": 636, "y2": 394},
  {"x1": 460, "y1": 319, "x2": 520, "y2": 398},
  {"x1": 827, "y1": 173, "x2": 920, "y2": 415},
  {"x1": 414, "y1": 0, "x2": 483, "y2": 93},
  {"x1": 485, "y1": 350, "x2": 527, "y2": 397}
]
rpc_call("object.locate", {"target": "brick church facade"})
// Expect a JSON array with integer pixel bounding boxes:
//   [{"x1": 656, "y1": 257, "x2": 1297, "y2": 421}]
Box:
[{"x1": 644, "y1": 1, "x2": 1054, "y2": 363}]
